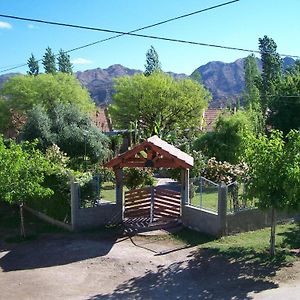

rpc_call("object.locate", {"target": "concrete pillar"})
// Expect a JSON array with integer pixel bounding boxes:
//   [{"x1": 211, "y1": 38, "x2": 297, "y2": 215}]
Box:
[
  {"x1": 218, "y1": 183, "x2": 228, "y2": 236},
  {"x1": 115, "y1": 168, "x2": 124, "y2": 220},
  {"x1": 71, "y1": 182, "x2": 80, "y2": 231},
  {"x1": 181, "y1": 169, "x2": 190, "y2": 206}
]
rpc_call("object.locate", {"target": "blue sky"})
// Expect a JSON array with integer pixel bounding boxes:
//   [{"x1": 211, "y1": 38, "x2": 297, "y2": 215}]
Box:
[{"x1": 0, "y1": 0, "x2": 300, "y2": 75}]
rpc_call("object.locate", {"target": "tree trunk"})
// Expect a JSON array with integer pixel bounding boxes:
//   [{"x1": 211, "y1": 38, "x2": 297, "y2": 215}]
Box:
[
  {"x1": 19, "y1": 203, "x2": 26, "y2": 238},
  {"x1": 269, "y1": 207, "x2": 276, "y2": 256}
]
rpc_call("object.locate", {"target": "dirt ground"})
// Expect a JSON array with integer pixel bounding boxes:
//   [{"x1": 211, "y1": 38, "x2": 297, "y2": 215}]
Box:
[{"x1": 1, "y1": 232, "x2": 300, "y2": 300}]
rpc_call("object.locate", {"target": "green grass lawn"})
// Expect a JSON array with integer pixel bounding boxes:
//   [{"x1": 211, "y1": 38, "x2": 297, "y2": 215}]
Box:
[
  {"x1": 171, "y1": 221, "x2": 300, "y2": 262},
  {"x1": 190, "y1": 183, "x2": 257, "y2": 213}
]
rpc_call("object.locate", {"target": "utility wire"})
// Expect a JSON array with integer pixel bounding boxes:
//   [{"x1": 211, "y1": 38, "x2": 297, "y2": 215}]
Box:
[
  {"x1": 1, "y1": 1, "x2": 300, "y2": 73},
  {"x1": 0, "y1": 0, "x2": 240, "y2": 73}
]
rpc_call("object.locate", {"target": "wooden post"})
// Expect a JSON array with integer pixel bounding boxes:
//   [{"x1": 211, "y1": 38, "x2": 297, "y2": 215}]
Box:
[{"x1": 115, "y1": 168, "x2": 124, "y2": 220}]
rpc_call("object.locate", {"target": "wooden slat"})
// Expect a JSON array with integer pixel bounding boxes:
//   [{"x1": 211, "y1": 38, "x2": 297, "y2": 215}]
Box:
[
  {"x1": 154, "y1": 210, "x2": 180, "y2": 218},
  {"x1": 125, "y1": 203, "x2": 151, "y2": 212},
  {"x1": 125, "y1": 197, "x2": 150, "y2": 206},
  {"x1": 125, "y1": 187, "x2": 151, "y2": 195},
  {"x1": 125, "y1": 210, "x2": 151, "y2": 218},
  {"x1": 154, "y1": 204, "x2": 180, "y2": 213},
  {"x1": 125, "y1": 194, "x2": 151, "y2": 203},
  {"x1": 155, "y1": 188, "x2": 181, "y2": 198},
  {"x1": 154, "y1": 195, "x2": 181, "y2": 206}
]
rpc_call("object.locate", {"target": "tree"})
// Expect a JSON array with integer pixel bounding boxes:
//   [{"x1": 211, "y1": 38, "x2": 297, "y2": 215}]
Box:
[
  {"x1": 109, "y1": 72, "x2": 211, "y2": 138},
  {"x1": 243, "y1": 54, "x2": 261, "y2": 110},
  {"x1": 1, "y1": 73, "x2": 95, "y2": 113},
  {"x1": 268, "y1": 71, "x2": 300, "y2": 135},
  {"x1": 27, "y1": 53, "x2": 39, "y2": 76},
  {"x1": 193, "y1": 111, "x2": 254, "y2": 164},
  {"x1": 258, "y1": 36, "x2": 282, "y2": 114},
  {"x1": 244, "y1": 130, "x2": 300, "y2": 255},
  {"x1": 144, "y1": 45, "x2": 161, "y2": 76},
  {"x1": 57, "y1": 49, "x2": 73, "y2": 74},
  {"x1": 42, "y1": 46, "x2": 56, "y2": 74},
  {"x1": 0, "y1": 138, "x2": 53, "y2": 237},
  {"x1": 22, "y1": 103, "x2": 111, "y2": 165}
]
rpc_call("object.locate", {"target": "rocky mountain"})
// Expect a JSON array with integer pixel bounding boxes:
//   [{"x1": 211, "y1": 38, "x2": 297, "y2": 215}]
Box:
[
  {"x1": 0, "y1": 58, "x2": 296, "y2": 108},
  {"x1": 75, "y1": 64, "x2": 187, "y2": 106}
]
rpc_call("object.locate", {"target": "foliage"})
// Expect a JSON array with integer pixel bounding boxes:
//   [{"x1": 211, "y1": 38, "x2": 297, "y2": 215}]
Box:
[
  {"x1": 0, "y1": 97, "x2": 10, "y2": 134},
  {"x1": 123, "y1": 168, "x2": 154, "y2": 190},
  {"x1": 268, "y1": 71, "x2": 300, "y2": 135},
  {"x1": 194, "y1": 111, "x2": 254, "y2": 164},
  {"x1": 22, "y1": 103, "x2": 111, "y2": 166},
  {"x1": 243, "y1": 130, "x2": 300, "y2": 254},
  {"x1": 57, "y1": 49, "x2": 73, "y2": 74},
  {"x1": 244, "y1": 130, "x2": 300, "y2": 211},
  {"x1": 258, "y1": 35, "x2": 282, "y2": 114},
  {"x1": 27, "y1": 53, "x2": 39, "y2": 76},
  {"x1": 0, "y1": 138, "x2": 54, "y2": 205},
  {"x1": 109, "y1": 72, "x2": 210, "y2": 138},
  {"x1": 42, "y1": 46, "x2": 56, "y2": 74},
  {"x1": 243, "y1": 54, "x2": 261, "y2": 110},
  {"x1": 202, "y1": 157, "x2": 248, "y2": 185},
  {"x1": 144, "y1": 45, "x2": 161, "y2": 76},
  {"x1": 1, "y1": 73, "x2": 95, "y2": 113}
]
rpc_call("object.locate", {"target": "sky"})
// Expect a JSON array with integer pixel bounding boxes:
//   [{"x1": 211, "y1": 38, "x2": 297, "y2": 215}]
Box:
[{"x1": 0, "y1": 0, "x2": 300, "y2": 75}]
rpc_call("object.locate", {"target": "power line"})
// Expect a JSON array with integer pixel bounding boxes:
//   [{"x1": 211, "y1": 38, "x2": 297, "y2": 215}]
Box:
[
  {"x1": 1, "y1": 2, "x2": 300, "y2": 73},
  {"x1": 0, "y1": 0, "x2": 240, "y2": 73}
]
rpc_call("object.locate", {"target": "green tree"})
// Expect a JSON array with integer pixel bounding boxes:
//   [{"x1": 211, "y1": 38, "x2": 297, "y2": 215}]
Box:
[
  {"x1": 0, "y1": 138, "x2": 53, "y2": 237},
  {"x1": 109, "y1": 72, "x2": 211, "y2": 138},
  {"x1": 194, "y1": 111, "x2": 254, "y2": 164},
  {"x1": 243, "y1": 54, "x2": 261, "y2": 110},
  {"x1": 244, "y1": 130, "x2": 300, "y2": 255},
  {"x1": 144, "y1": 45, "x2": 161, "y2": 76},
  {"x1": 1, "y1": 73, "x2": 95, "y2": 113},
  {"x1": 27, "y1": 53, "x2": 39, "y2": 76},
  {"x1": 42, "y1": 46, "x2": 56, "y2": 74},
  {"x1": 57, "y1": 49, "x2": 73, "y2": 74},
  {"x1": 268, "y1": 71, "x2": 300, "y2": 135},
  {"x1": 22, "y1": 103, "x2": 110, "y2": 166},
  {"x1": 258, "y1": 35, "x2": 282, "y2": 114}
]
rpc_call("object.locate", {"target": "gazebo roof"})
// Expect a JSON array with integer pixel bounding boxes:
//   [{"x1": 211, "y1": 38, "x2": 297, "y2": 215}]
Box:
[{"x1": 104, "y1": 135, "x2": 193, "y2": 169}]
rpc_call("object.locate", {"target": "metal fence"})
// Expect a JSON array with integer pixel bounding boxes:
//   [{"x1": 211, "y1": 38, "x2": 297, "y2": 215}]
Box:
[
  {"x1": 190, "y1": 177, "x2": 219, "y2": 213},
  {"x1": 189, "y1": 177, "x2": 257, "y2": 214}
]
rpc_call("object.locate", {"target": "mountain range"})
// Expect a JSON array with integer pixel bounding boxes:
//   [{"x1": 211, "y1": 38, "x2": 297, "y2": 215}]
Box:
[{"x1": 0, "y1": 57, "x2": 296, "y2": 108}]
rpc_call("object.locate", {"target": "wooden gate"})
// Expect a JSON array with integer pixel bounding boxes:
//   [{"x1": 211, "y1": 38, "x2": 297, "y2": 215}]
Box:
[{"x1": 124, "y1": 186, "x2": 181, "y2": 220}]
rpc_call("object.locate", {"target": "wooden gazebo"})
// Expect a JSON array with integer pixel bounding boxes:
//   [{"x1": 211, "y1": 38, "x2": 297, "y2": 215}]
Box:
[{"x1": 104, "y1": 135, "x2": 193, "y2": 220}]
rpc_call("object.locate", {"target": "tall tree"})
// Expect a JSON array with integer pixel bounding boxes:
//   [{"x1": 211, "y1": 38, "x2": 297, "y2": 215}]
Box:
[
  {"x1": 0, "y1": 138, "x2": 53, "y2": 237},
  {"x1": 144, "y1": 45, "x2": 161, "y2": 76},
  {"x1": 109, "y1": 72, "x2": 210, "y2": 138},
  {"x1": 22, "y1": 103, "x2": 110, "y2": 164},
  {"x1": 57, "y1": 49, "x2": 73, "y2": 74},
  {"x1": 27, "y1": 53, "x2": 39, "y2": 76},
  {"x1": 42, "y1": 46, "x2": 56, "y2": 74},
  {"x1": 268, "y1": 71, "x2": 300, "y2": 135},
  {"x1": 243, "y1": 54, "x2": 261, "y2": 109},
  {"x1": 244, "y1": 130, "x2": 300, "y2": 255},
  {"x1": 258, "y1": 36, "x2": 282, "y2": 114}
]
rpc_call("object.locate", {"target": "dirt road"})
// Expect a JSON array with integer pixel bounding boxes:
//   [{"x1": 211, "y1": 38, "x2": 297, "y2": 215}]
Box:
[{"x1": 1, "y1": 233, "x2": 299, "y2": 299}]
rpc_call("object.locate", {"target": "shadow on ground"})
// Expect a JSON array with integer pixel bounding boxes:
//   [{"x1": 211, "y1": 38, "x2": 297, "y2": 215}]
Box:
[
  {"x1": 87, "y1": 247, "x2": 291, "y2": 300},
  {"x1": 0, "y1": 233, "x2": 118, "y2": 272}
]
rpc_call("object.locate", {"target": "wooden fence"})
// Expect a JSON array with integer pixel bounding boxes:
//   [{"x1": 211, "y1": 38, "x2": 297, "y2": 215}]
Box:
[{"x1": 124, "y1": 186, "x2": 181, "y2": 220}]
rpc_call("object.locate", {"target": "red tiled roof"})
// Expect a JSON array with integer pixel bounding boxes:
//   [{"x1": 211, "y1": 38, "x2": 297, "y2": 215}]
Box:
[
  {"x1": 91, "y1": 109, "x2": 112, "y2": 132},
  {"x1": 202, "y1": 109, "x2": 222, "y2": 132}
]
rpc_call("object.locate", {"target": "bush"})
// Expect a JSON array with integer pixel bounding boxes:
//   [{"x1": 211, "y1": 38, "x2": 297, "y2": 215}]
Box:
[{"x1": 123, "y1": 168, "x2": 154, "y2": 190}]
